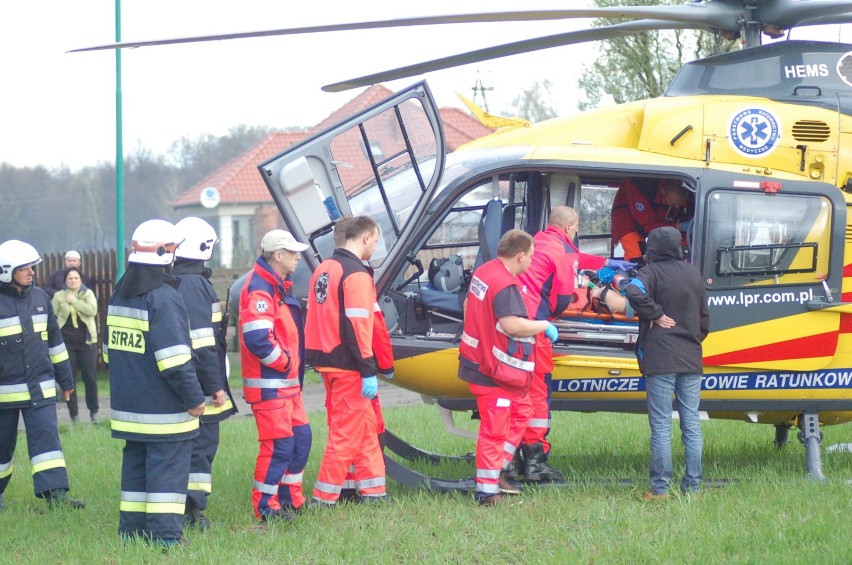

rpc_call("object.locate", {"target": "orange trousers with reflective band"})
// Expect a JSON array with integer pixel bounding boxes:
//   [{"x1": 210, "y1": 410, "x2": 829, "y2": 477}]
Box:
[
  {"x1": 313, "y1": 371, "x2": 385, "y2": 503},
  {"x1": 469, "y1": 383, "x2": 533, "y2": 498},
  {"x1": 342, "y1": 396, "x2": 385, "y2": 490}
]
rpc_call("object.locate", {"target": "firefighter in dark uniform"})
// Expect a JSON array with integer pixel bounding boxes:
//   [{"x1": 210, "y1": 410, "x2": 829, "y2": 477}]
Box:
[
  {"x1": 105, "y1": 220, "x2": 205, "y2": 547},
  {"x1": 173, "y1": 217, "x2": 237, "y2": 529},
  {"x1": 0, "y1": 239, "x2": 84, "y2": 511}
]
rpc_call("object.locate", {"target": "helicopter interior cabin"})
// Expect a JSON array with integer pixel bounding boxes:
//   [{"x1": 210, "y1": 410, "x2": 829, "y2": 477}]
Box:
[
  {"x1": 383, "y1": 170, "x2": 659, "y2": 351},
  {"x1": 378, "y1": 164, "x2": 833, "y2": 355}
]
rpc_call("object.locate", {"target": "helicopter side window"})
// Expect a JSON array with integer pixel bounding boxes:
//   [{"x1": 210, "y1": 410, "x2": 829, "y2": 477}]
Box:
[
  {"x1": 328, "y1": 96, "x2": 439, "y2": 267},
  {"x1": 704, "y1": 190, "x2": 831, "y2": 288}
]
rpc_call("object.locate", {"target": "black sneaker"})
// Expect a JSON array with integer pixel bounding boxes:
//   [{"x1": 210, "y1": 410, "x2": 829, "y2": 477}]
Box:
[
  {"x1": 260, "y1": 508, "x2": 296, "y2": 522},
  {"x1": 359, "y1": 494, "x2": 391, "y2": 504},
  {"x1": 45, "y1": 489, "x2": 85, "y2": 509}
]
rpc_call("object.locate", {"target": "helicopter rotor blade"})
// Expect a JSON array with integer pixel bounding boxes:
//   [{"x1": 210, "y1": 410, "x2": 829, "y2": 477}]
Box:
[
  {"x1": 321, "y1": 19, "x2": 694, "y2": 93},
  {"x1": 759, "y1": 0, "x2": 852, "y2": 29},
  {"x1": 68, "y1": 4, "x2": 740, "y2": 53}
]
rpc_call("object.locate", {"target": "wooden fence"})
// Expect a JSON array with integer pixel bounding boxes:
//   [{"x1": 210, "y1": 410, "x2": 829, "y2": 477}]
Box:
[{"x1": 36, "y1": 250, "x2": 250, "y2": 363}]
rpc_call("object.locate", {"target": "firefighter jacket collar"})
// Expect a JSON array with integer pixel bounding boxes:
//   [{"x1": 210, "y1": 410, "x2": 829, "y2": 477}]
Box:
[
  {"x1": 117, "y1": 263, "x2": 174, "y2": 298},
  {"x1": 0, "y1": 281, "x2": 32, "y2": 298},
  {"x1": 172, "y1": 258, "x2": 212, "y2": 279}
]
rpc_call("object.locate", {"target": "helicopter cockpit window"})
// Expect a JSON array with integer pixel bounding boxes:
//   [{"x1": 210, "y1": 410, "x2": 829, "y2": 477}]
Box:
[
  {"x1": 407, "y1": 173, "x2": 528, "y2": 284},
  {"x1": 328, "y1": 96, "x2": 439, "y2": 266},
  {"x1": 704, "y1": 190, "x2": 831, "y2": 288}
]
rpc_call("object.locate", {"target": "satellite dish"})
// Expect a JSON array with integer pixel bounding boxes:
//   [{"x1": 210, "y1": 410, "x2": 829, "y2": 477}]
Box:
[{"x1": 200, "y1": 186, "x2": 221, "y2": 209}]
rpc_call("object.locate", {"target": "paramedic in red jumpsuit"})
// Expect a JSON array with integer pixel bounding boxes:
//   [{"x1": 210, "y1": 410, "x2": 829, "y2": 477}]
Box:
[
  {"x1": 515, "y1": 206, "x2": 633, "y2": 482},
  {"x1": 307, "y1": 216, "x2": 394, "y2": 505},
  {"x1": 610, "y1": 178, "x2": 692, "y2": 262},
  {"x1": 458, "y1": 229, "x2": 558, "y2": 506}
]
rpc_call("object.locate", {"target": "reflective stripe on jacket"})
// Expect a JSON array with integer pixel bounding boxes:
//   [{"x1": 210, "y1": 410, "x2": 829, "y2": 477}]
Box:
[
  {"x1": 239, "y1": 258, "x2": 304, "y2": 404},
  {"x1": 0, "y1": 283, "x2": 72, "y2": 408},
  {"x1": 305, "y1": 248, "x2": 382, "y2": 377},
  {"x1": 106, "y1": 273, "x2": 204, "y2": 442},
  {"x1": 458, "y1": 259, "x2": 535, "y2": 396},
  {"x1": 173, "y1": 260, "x2": 236, "y2": 423}
]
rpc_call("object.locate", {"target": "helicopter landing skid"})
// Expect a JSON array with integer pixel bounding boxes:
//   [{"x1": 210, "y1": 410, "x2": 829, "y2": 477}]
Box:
[
  {"x1": 382, "y1": 429, "x2": 475, "y2": 464},
  {"x1": 797, "y1": 410, "x2": 827, "y2": 482}
]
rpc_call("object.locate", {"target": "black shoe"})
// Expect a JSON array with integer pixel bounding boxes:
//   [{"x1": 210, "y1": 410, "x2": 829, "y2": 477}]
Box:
[
  {"x1": 0, "y1": 493, "x2": 5, "y2": 512},
  {"x1": 156, "y1": 537, "x2": 190, "y2": 553},
  {"x1": 260, "y1": 508, "x2": 296, "y2": 522},
  {"x1": 520, "y1": 443, "x2": 566, "y2": 483},
  {"x1": 359, "y1": 493, "x2": 391, "y2": 504},
  {"x1": 45, "y1": 489, "x2": 85, "y2": 509},
  {"x1": 90, "y1": 413, "x2": 99, "y2": 423},
  {"x1": 503, "y1": 449, "x2": 525, "y2": 481},
  {"x1": 305, "y1": 498, "x2": 338, "y2": 510},
  {"x1": 184, "y1": 505, "x2": 211, "y2": 531},
  {"x1": 338, "y1": 488, "x2": 359, "y2": 503}
]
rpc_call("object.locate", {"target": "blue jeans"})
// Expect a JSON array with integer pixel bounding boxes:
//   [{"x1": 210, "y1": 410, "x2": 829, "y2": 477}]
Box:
[{"x1": 645, "y1": 373, "x2": 703, "y2": 494}]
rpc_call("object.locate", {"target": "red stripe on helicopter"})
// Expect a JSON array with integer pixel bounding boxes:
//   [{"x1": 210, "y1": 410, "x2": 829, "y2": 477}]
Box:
[{"x1": 703, "y1": 331, "x2": 837, "y2": 366}]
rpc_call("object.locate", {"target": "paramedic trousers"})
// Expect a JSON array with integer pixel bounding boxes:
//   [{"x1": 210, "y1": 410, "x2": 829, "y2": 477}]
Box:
[
  {"x1": 469, "y1": 383, "x2": 533, "y2": 501},
  {"x1": 251, "y1": 395, "x2": 312, "y2": 518},
  {"x1": 313, "y1": 370, "x2": 385, "y2": 504},
  {"x1": 522, "y1": 336, "x2": 553, "y2": 453}
]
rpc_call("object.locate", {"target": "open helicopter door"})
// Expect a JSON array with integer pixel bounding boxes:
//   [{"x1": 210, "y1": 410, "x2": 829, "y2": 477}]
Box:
[{"x1": 259, "y1": 82, "x2": 446, "y2": 286}]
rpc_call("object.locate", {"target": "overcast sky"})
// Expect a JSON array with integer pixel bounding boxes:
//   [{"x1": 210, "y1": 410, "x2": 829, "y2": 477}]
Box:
[
  {"x1": 0, "y1": 1, "x2": 603, "y2": 170},
  {"x1": 2, "y1": 2, "x2": 850, "y2": 170}
]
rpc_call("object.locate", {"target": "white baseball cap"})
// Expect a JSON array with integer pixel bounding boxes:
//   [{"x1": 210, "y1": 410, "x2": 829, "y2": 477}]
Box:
[
  {"x1": 65, "y1": 250, "x2": 81, "y2": 260},
  {"x1": 260, "y1": 230, "x2": 309, "y2": 253}
]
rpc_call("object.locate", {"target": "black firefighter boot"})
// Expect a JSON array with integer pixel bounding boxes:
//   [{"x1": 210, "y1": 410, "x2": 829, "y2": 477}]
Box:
[
  {"x1": 44, "y1": 488, "x2": 85, "y2": 509},
  {"x1": 520, "y1": 443, "x2": 566, "y2": 484},
  {"x1": 502, "y1": 448, "x2": 525, "y2": 481}
]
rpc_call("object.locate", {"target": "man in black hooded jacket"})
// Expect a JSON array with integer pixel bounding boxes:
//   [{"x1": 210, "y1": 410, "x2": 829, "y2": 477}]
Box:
[{"x1": 625, "y1": 226, "x2": 709, "y2": 499}]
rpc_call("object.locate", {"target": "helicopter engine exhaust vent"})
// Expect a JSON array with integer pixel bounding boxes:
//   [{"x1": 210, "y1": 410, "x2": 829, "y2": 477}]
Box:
[{"x1": 792, "y1": 121, "x2": 830, "y2": 142}]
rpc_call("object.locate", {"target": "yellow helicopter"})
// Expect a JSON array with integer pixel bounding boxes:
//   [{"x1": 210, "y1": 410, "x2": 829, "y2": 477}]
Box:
[{"x1": 77, "y1": 1, "x2": 852, "y2": 486}]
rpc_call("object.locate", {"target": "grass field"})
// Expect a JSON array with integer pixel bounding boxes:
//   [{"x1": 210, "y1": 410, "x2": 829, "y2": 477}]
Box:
[{"x1": 2, "y1": 403, "x2": 852, "y2": 564}]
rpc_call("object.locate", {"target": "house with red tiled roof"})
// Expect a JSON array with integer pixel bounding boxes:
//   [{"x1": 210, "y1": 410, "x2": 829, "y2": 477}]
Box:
[{"x1": 172, "y1": 85, "x2": 493, "y2": 267}]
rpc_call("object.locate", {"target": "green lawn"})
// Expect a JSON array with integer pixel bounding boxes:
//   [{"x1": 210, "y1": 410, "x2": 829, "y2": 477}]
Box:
[{"x1": 2, "y1": 405, "x2": 851, "y2": 563}]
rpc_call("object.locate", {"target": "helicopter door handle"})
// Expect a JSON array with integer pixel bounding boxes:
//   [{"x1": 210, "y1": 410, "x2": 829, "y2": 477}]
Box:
[{"x1": 670, "y1": 125, "x2": 693, "y2": 146}]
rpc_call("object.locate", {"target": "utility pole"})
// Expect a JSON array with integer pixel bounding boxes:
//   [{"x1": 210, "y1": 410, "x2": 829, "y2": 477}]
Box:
[
  {"x1": 115, "y1": 0, "x2": 125, "y2": 277},
  {"x1": 471, "y1": 72, "x2": 493, "y2": 112}
]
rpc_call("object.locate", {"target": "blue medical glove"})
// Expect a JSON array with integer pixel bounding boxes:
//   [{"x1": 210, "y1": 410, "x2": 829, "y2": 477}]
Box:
[
  {"x1": 544, "y1": 322, "x2": 559, "y2": 344},
  {"x1": 361, "y1": 376, "x2": 378, "y2": 399},
  {"x1": 380, "y1": 371, "x2": 394, "y2": 381},
  {"x1": 606, "y1": 258, "x2": 638, "y2": 271},
  {"x1": 679, "y1": 219, "x2": 692, "y2": 233}
]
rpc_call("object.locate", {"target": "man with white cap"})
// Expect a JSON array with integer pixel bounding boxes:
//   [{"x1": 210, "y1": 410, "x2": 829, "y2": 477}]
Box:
[
  {"x1": 43, "y1": 250, "x2": 95, "y2": 298},
  {"x1": 239, "y1": 229, "x2": 313, "y2": 521}
]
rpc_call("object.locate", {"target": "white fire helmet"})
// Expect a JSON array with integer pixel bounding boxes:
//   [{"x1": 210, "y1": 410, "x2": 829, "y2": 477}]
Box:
[
  {"x1": 175, "y1": 217, "x2": 219, "y2": 261},
  {"x1": 0, "y1": 240, "x2": 42, "y2": 283},
  {"x1": 129, "y1": 219, "x2": 183, "y2": 266}
]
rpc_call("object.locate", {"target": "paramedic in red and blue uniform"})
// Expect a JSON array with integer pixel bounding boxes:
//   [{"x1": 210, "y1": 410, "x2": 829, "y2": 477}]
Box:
[{"x1": 239, "y1": 229, "x2": 312, "y2": 521}]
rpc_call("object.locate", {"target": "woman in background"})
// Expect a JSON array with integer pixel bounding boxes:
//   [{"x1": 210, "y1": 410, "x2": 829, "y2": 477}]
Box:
[{"x1": 52, "y1": 267, "x2": 99, "y2": 422}]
